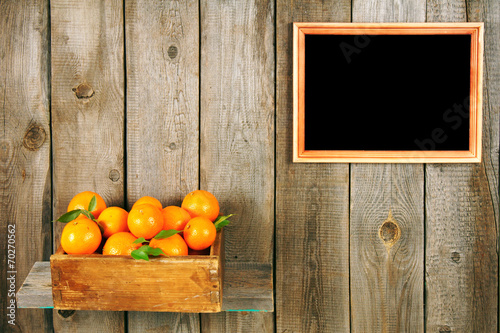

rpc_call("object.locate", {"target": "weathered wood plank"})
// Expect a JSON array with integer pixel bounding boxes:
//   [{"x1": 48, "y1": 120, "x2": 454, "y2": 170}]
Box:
[
  {"x1": 221, "y1": 262, "x2": 273, "y2": 312},
  {"x1": 17, "y1": 261, "x2": 273, "y2": 312},
  {"x1": 350, "y1": 1, "x2": 426, "y2": 332},
  {"x1": 199, "y1": 0, "x2": 275, "y2": 331},
  {"x1": 16, "y1": 263, "x2": 52, "y2": 309},
  {"x1": 425, "y1": 1, "x2": 499, "y2": 331},
  {"x1": 0, "y1": 1, "x2": 52, "y2": 331},
  {"x1": 350, "y1": 164, "x2": 424, "y2": 332},
  {"x1": 276, "y1": 1, "x2": 351, "y2": 332},
  {"x1": 50, "y1": 0, "x2": 125, "y2": 331},
  {"x1": 125, "y1": 0, "x2": 200, "y2": 331}
]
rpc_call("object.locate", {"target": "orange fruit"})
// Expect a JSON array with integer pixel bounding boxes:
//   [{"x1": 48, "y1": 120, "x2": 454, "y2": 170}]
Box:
[
  {"x1": 162, "y1": 206, "x2": 191, "y2": 231},
  {"x1": 183, "y1": 217, "x2": 217, "y2": 251},
  {"x1": 97, "y1": 207, "x2": 129, "y2": 238},
  {"x1": 181, "y1": 190, "x2": 220, "y2": 222},
  {"x1": 132, "y1": 196, "x2": 162, "y2": 211},
  {"x1": 67, "y1": 191, "x2": 107, "y2": 219},
  {"x1": 102, "y1": 232, "x2": 141, "y2": 255},
  {"x1": 61, "y1": 216, "x2": 102, "y2": 254},
  {"x1": 127, "y1": 203, "x2": 164, "y2": 239},
  {"x1": 149, "y1": 233, "x2": 188, "y2": 256}
]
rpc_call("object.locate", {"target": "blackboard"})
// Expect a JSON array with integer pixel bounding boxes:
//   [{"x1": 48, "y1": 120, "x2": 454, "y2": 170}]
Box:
[{"x1": 293, "y1": 23, "x2": 483, "y2": 163}]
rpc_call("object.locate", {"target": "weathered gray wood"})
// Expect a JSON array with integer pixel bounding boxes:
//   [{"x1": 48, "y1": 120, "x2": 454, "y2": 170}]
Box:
[
  {"x1": 425, "y1": 1, "x2": 499, "y2": 331},
  {"x1": 16, "y1": 263, "x2": 52, "y2": 309},
  {"x1": 276, "y1": 1, "x2": 351, "y2": 332},
  {"x1": 0, "y1": 1, "x2": 52, "y2": 331},
  {"x1": 16, "y1": 261, "x2": 273, "y2": 312},
  {"x1": 222, "y1": 262, "x2": 273, "y2": 312},
  {"x1": 200, "y1": 0, "x2": 275, "y2": 331},
  {"x1": 350, "y1": 2, "x2": 426, "y2": 332},
  {"x1": 50, "y1": 0, "x2": 125, "y2": 331},
  {"x1": 350, "y1": 165, "x2": 424, "y2": 332},
  {"x1": 125, "y1": 0, "x2": 200, "y2": 331}
]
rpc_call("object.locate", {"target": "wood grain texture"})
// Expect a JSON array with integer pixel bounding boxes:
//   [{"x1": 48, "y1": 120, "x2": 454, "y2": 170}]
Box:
[
  {"x1": 350, "y1": 2, "x2": 426, "y2": 332},
  {"x1": 199, "y1": 0, "x2": 275, "y2": 331},
  {"x1": 125, "y1": 0, "x2": 200, "y2": 331},
  {"x1": 276, "y1": 1, "x2": 351, "y2": 332},
  {"x1": 51, "y1": 0, "x2": 125, "y2": 331},
  {"x1": 17, "y1": 260, "x2": 274, "y2": 312},
  {"x1": 51, "y1": 232, "x2": 223, "y2": 313},
  {"x1": 425, "y1": 0, "x2": 499, "y2": 331},
  {"x1": 222, "y1": 262, "x2": 273, "y2": 312},
  {"x1": 350, "y1": 164, "x2": 424, "y2": 332},
  {"x1": 0, "y1": 1, "x2": 52, "y2": 331},
  {"x1": 16, "y1": 262, "x2": 52, "y2": 309}
]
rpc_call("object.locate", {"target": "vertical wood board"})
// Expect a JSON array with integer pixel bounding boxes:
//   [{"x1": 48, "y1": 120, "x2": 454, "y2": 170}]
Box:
[
  {"x1": 51, "y1": 0, "x2": 125, "y2": 331},
  {"x1": 200, "y1": 0, "x2": 275, "y2": 331},
  {"x1": 350, "y1": 1, "x2": 426, "y2": 332},
  {"x1": 0, "y1": 0, "x2": 52, "y2": 331},
  {"x1": 425, "y1": 0, "x2": 499, "y2": 331},
  {"x1": 276, "y1": 1, "x2": 352, "y2": 332},
  {"x1": 125, "y1": 0, "x2": 200, "y2": 331},
  {"x1": 350, "y1": 164, "x2": 424, "y2": 332}
]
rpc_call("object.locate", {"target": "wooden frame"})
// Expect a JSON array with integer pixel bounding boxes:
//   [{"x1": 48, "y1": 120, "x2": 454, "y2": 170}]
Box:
[{"x1": 293, "y1": 22, "x2": 484, "y2": 163}]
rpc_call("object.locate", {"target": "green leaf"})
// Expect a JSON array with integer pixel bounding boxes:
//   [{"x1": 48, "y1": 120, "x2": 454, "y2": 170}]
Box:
[
  {"x1": 214, "y1": 214, "x2": 233, "y2": 231},
  {"x1": 131, "y1": 248, "x2": 149, "y2": 261},
  {"x1": 81, "y1": 210, "x2": 96, "y2": 221},
  {"x1": 147, "y1": 247, "x2": 166, "y2": 256},
  {"x1": 133, "y1": 237, "x2": 147, "y2": 244},
  {"x1": 55, "y1": 210, "x2": 83, "y2": 223},
  {"x1": 131, "y1": 245, "x2": 166, "y2": 261},
  {"x1": 88, "y1": 195, "x2": 97, "y2": 212},
  {"x1": 154, "y1": 229, "x2": 182, "y2": 240}
]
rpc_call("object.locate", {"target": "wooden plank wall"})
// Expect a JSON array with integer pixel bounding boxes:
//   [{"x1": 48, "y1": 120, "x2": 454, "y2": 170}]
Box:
[{"x1": 2, "y1": 0, "x2": 498, "y2": 332}]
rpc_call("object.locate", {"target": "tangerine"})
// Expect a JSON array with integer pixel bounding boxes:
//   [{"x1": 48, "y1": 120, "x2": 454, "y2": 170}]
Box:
[
  {"x1": 162, "y1": 206, "x2": 191, "y2": 231},
  {"x1": 127, "y1": 203, "x2": 164, "y2": 239},
  {"x1": 132, "y1": 196, "x2": 162, "y2": 211},
  {"x1": 183, "y1": 217, "x2": 216, "y2": 250},
  {"x1": 67, "y1": 191, "x2": 107, "y2": 219},
  {"x1": 149, "y1": 233, "x2": 188, "y2": 256},
  {"x1": 97, "y1": 207, "x2": 129, "y2": 238},
  {"x1": 61, "y1": 216, "x2": 102, "y2": 254},
  {"x1": 102, "y1": 232, "x2": 141, "y2": 255},
  {"x1": 181, "y1": 190, "x2": 219, "y2": 222}
]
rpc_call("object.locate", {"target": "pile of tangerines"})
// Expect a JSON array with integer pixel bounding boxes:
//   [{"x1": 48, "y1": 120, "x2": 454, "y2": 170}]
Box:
[{"x1": 56, "y1": 190, "x2": 231, "y2": 260}]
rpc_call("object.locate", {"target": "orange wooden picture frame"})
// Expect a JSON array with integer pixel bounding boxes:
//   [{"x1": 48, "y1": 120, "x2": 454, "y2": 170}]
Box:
[{"x1": 293, "y1": 22, "x2": 484, "y2": 163}]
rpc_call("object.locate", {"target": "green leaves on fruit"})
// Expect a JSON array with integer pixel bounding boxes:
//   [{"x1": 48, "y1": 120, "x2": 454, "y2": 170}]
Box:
[
  {"x1": 154, "y1": 229, "x2": 182, "y2": 240},
  {"x1": 214, "y1": 214, "x2": 233, "y2": 231},
  {"x1": 131, "y1": 245, "x2": 166, "y2": 261}
]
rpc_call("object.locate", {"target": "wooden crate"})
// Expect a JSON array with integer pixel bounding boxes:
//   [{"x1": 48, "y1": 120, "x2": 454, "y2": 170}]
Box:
[{"x1": 50, "y1": 230, "x2": 224, "y2": 313}]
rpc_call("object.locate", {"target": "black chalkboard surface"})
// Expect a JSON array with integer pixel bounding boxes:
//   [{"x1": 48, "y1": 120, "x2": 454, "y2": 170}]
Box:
[
  {"x1": 305, "y1": 34, "x2": 470, "y2": 151},
  {"x1": 293, "y1": 23, "x2": 483, "y2": 163}
]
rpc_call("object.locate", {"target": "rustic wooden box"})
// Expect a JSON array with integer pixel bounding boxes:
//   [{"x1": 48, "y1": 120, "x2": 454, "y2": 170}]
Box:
[{"x1": 50, "y1": 230, "x2": 224, "y2": 313}]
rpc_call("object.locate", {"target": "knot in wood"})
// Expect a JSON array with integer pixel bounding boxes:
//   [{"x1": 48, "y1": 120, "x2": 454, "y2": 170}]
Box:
[
  {"x1": 58, "y1": 310, "x2": 75, "y2": 318},
  {"x1": 23, "y1": 124, "x2": 46, "y2": 151},
  {"x1": 167, "y1": 45, "x2": 178, "y2": 59},
  {"x1": 451, "y1": 251, "x2": 461, "y2": 263},
  {"x1": 72, "y1": 83, "x2": 94, "y2": 99},
  {"x1": 439, "y1": 325, "x2": 452, "y2": 333},
  {"x1": 378, "y1": 210, "x2": 401, "y2": 251},
  {"x1": 108, "y1": 169, "x2": 120, "y2": 182}
]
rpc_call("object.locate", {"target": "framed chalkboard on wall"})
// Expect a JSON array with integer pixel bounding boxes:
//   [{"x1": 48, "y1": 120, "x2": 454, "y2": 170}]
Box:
[{"x1": 293, "y1": 23, "x2": 484, "y2": 163}]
